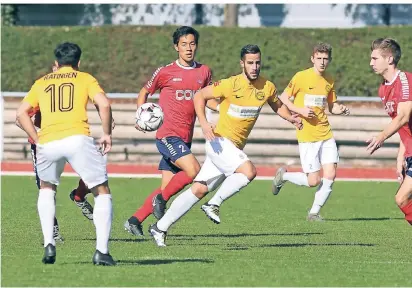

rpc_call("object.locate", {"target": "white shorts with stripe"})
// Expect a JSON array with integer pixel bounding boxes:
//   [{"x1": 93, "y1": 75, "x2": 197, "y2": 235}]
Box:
[{"x1": 194, "y1": 137, "x2": 249, "y2": 191}]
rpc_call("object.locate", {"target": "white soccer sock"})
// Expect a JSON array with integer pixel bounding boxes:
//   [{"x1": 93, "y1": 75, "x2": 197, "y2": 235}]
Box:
[
  {"x1": 207, "y1": 173, "x2": 250, "y2": 207},
  {"x1": 93, "y1": 194, "x2": 112, "y2": 254},
  {"x1": 283, "y1": 172, "x2": 309, "y2": 187},
  {"x1": 309, "y1": 178, "x2": 334, "y2": 214},
  {"x1": 38, "y1": 188, "x2": 56, "y2": 247},
  {"x1": 157, "y1": 188, "x2": 200, "y2": 232}
]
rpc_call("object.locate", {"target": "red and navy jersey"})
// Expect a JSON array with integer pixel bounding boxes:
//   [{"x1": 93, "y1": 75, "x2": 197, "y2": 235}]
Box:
[
  {"x1": 145, "y1": 60, "x2": 212, "y2": 143},
  {"x1": 378, "y1": 71, "x2": 412, "y2": 157}
]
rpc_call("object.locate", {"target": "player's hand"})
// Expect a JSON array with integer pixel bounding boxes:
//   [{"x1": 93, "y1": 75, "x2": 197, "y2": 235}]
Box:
[
  {"x1": 201, "y1": 121, "x2": 216, "y2": 141},
  {"x1": 99, "y1": 134, "x2": 112, "y2": 155},
  {"x1": 290, "y1": 114, "x2": 303, "y2": 130},
  {"x1": 366, "y1": 134, "x2": 385, "y2": 155},
  {"x1": 396, "y1": 158, "x2": 405, "y2": 183},
  {"x1": 300, "y1": 107, "x2": 315, "y2": 118},
  {"x1": 338, "y1": 104, "x2": 350, "y2": 115},
  {"x1": 134, "y1": 123, "x2": 146, "y2": 133},
  {"x1": 112, "y1": 118, "x2": 116, "y2": 131}
]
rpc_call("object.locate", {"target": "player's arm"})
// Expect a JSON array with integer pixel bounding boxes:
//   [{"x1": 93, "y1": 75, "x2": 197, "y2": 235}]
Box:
[
  {"x1": 194, "y1": 85, "x2": 218, "y2": 140},
  {"x1": 94, "y1": 104, "x2": 116, "y2": 130},
  {"x1": 205, "y1": 98, "x2": 220, "y2": 112},
  {"x1": 268, "y1": 95, "x2": 303, "y2": 130},
  {"x1": 397, "y1": 141, "x2": 406, "y2": 183},
  {"x1": 279, "y1": 91, "x2": 314, "y2": 119},
  {"x1": 328, "y1": 101, "x2": 350, "y2": 115},
  {"x1": 327, "y1": 84, "x2": 349, "y2": 115},
  {"x1": 367, "y1": 101, "x2": 412, "y2": 154},
  {"x1": 16, "y1": 102, "x2": 39, "y2": 143}
]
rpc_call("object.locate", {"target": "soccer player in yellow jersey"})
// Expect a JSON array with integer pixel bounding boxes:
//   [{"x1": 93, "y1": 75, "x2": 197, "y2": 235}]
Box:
[
  {"x1": 148, "y1": 44, "x2": 302, "y2": 246},
  {"x1": 16, "y1": 43, "x2": 116, "y2": 265},
  {"x1": 272, "y1": 42, "x2": 350, "y2": 221}
]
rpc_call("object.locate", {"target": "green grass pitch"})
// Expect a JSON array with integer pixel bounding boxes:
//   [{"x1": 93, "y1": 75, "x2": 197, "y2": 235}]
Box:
[{"x1": 1, "y1": 176, "x2": 411, "y2": 287}]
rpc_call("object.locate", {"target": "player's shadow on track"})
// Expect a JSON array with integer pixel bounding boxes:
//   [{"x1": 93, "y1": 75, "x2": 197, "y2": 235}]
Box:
[
  {"x1": 258, "y1": 243, "x2": 375, "y2": 248},
  {"x1": 170, "y1": 232, "x2": 323, "y2": 239},
  {"x1": 326, "y1": 217, "x2": 404, "y2": 221}
]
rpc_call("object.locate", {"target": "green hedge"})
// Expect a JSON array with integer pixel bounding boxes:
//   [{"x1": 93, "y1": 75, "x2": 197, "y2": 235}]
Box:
[{"x1": 2, "y1": 25, "x2": 412, "y2": 95}]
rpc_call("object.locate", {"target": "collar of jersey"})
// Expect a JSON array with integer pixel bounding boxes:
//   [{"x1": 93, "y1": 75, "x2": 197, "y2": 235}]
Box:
[
  {"x1": 175, "y1": 60, "x2": 197, "y2": 70},
  {"x1": 384, "y1": 70, "x2": 401, "y2": 86},
  {"x1": 57, "y1": 66, "x2": 75, "y2": 72}
]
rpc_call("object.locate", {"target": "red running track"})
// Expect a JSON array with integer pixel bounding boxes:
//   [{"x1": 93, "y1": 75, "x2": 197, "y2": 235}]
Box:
[{"x1": 1, "y1": 162, "x2": 397, "y2": 180}]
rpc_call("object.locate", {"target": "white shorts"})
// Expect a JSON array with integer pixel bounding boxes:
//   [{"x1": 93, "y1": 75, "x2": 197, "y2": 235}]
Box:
[
  {"x1": 194, "y1": 137, "x2": 249, "y2": 190},
  {"x1": 36, "y1": 135, "x2": 108, "y2": 188},
  {"x1": 298, "y1": 137, "x2": 339, "y2": 173}
]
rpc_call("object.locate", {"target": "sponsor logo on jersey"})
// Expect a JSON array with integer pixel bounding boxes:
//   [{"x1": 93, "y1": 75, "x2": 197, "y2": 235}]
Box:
[{"x1": 227, "y1": 104, "x2": 261, "y2": 119}]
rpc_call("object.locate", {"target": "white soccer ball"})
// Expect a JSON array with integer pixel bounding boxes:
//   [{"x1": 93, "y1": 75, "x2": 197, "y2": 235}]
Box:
[{"x1": 135, "y1": 102, "x2": 164, "y2": 132}]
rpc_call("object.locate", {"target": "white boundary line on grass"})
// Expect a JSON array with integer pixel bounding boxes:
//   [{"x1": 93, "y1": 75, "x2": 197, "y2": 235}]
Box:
[{"x1": 0, "y1": 171, "x2": 398, "y2": 182}]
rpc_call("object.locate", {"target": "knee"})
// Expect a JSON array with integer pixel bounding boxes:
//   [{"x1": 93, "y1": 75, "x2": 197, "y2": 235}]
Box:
[
  {"x1": 91, "y1": 181, "x2": 110, "y2": 196},
  {"x1": 191, "y1": 182, "x2": 208, "y2": 199},
  {"x1": 395, "y1": 193, "x2": 409, "y2": 207},
  {"x1": 245, "y1": 165, "x2": 257, "y2": 181},
  {"x1": 307, "y1": 175, "x2": 321, "y2": 187},
  {"x1": 186, "y1": 162, "x2": 201, "y2": 179}
]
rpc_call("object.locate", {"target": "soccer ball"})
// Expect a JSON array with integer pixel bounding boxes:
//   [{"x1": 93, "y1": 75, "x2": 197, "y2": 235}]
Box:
[{"x1": 135, "y1": 102, "x2": 164, "y2": 132}]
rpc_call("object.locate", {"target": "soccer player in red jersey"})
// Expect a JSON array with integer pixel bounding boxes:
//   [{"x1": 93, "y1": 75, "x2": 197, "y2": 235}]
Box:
[
  {"x1": 124, "y1": 26, "x2": 219, "y2": 236},
  {"x1": 368, "y1": 38, "x2": 412, "y2": 225}
]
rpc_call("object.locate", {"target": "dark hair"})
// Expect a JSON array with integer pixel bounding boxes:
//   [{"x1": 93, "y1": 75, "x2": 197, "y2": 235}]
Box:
[
  {"x1": 54, "y1": 42, "x2": 82, "y2": 67},
  {"x1": 371, "y1": 38, "x2": 401, "y2": 66},
  {"x1": 240, "y1": 44, "x2": 261, "y2": 60},
  {"x1": 313, "y1": 42, "x2": 332, "y2": 57},
  {"x1": 172, "y1": 26, "x2": 199, "y2": 45}
]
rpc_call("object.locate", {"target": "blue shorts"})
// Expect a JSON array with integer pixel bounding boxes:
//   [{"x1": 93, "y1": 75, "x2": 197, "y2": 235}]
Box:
[
  {"x1": 156, "y1": 137, "x2": 192, "y2": 174},
  {"x1": 30, "y1": 143, "x2": 41, "y2": 189},
  {"x1": 405, "y1": 157, "x2": 412, "y2": 178}
]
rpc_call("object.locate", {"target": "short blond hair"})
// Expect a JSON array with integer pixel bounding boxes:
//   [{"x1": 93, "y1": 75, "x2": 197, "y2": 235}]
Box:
[
  {"x1": 371, "y1": 38, "x2": 401, "y2": 66},
  {"x1": 313, "y1": 42, "x2": 332, "y2": 57}
]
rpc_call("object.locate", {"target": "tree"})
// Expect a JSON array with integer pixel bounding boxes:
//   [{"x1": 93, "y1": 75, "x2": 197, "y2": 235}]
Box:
[{"x1": 224, "y1": 4, "x2": 238, "y2": 27}]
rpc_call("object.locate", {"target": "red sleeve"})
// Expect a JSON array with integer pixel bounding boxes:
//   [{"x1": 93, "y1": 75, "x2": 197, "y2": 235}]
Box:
[
  {"x1": 398, "y1": 72, "x2": 412, "y2": 102},
  {"x1": 145, "y1": 66, "x2": 165, "y2": 95},
  {"x1": 206, "y1": 68, "x2": 213, "y2": 86}
]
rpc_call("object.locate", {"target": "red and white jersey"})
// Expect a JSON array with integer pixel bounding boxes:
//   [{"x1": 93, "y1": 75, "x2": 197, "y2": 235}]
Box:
[
  {"x1": 378, "y1": 70, "x2": 412, "y2": 157},
  {"x1": 145, "y1": 60, "x2": 212, "y2": 143}
]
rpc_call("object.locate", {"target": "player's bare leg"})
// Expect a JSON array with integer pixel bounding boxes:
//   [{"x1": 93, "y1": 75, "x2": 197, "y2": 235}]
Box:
[
  {"x1": 38, "y1": 181, "x2": 57, "y2": 264},
  {"x1": 308, "y1": 163, "x2": 336, "y2": 221},
  {"x1": 395, "y1": 176, "x2": 412, "y2": 225},
  {"x1": 90, "y1": 182, "x2": 116, "y2": 266},
  {"x1": 153, "y1": 154, "x2": 199, "y2": 219},
  {"x1": 150, "y1": 181, "x2": 208, "y2": 247},
  {"x1": 69, "y1": 179, "x2": 93, "y2": 220},
  {"x1": 203, "y1": 161, "x2": 255, "y2": 224}
]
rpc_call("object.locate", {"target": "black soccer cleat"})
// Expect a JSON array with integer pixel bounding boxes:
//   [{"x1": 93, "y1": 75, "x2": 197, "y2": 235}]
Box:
[
  {"x1": 124, "y1": 217, "x2": 144, "y2": 236},
  {"x1": 152, "y1": 193, "x2": 167, "y2": 220},
  {"x1": 92, "y1": 250, "x2": 116, "y2": 266},
  {"x1": 42, "y1": 243, "x2": 56, "y2": 264}
]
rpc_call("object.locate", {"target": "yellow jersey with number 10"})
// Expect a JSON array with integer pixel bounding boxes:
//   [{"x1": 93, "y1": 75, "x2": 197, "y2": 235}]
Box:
[
  {"x1": 284, "y1": 67, "x2": 336, "y2": 143},
  {"x1": 23, "y1": 66, "x2": 104, "y2": 144},
  {"x1": 211, "y1": 73, "x2": 277, "y2": 150}
]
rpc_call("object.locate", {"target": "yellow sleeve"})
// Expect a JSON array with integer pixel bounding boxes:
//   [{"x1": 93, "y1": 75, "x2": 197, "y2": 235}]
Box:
[
  {"x1": 23, "y1": 82, "x2": 40, "y2": 108},
  {"x1": 284, "y1": 73, "x2": 300, "y2": 97},
  {"x1": 211, "y1": 78, "x2": 232, "y2": 99},
  {"x1": 327, "y1": 84, "x2": 337, "y2": 104},
  {"x1": 267, "y1": 82, "x2": 278, "y2": 103},
  {"x1": 87, "y1": 75, "x2": 105, "y2": 102}
]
